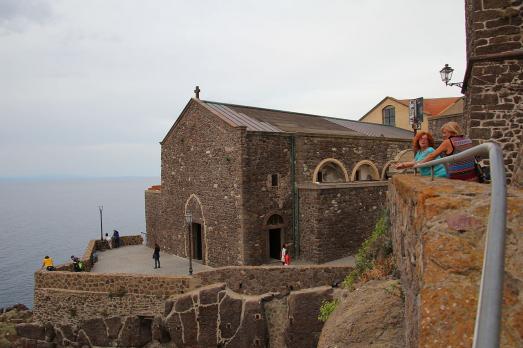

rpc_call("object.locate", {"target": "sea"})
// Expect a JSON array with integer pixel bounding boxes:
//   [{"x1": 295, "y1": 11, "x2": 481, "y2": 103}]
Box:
[{"x1": 0, "y1": 177, "x2": 160, "y2": 309}]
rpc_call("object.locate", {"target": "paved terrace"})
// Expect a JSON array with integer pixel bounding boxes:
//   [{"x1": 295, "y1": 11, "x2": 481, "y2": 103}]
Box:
[{"x1": 91, "y1": 244, "x2": 355, "y2": 275}]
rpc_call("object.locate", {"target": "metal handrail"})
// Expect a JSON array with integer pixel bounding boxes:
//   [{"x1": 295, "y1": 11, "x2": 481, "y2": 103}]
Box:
[{"x1": 414, "y1": 142, "x2": 506, "y2": 348}]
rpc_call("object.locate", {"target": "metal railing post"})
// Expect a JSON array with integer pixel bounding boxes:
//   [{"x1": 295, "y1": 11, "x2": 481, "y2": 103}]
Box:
[{"x1": 414, "y1": 142, "x2": 507, "y2": 348}]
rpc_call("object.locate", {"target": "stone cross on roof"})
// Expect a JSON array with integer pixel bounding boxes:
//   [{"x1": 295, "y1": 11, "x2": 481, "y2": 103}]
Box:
[{"x1": 194, "y1": 86, "x2": 200, "y2": 99}]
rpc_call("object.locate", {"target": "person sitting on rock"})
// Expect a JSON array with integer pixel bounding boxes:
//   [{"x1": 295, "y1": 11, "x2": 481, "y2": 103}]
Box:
[
  {"x1": 71, "y1": 256, "x2": 84, "y2": 272},
  {"x1": 41, "y1": 256, "x2": 55, "y2": 271}
]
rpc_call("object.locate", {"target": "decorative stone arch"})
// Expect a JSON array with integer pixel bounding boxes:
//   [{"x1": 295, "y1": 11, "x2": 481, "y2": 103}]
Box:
[
  {"x1": 350, "y1": 160, "x2": 380, "y2": 181},
  {"x1": 312, "y1": 158, "x2": 349, "y2": 183},
  {"x1": 394, "y1": 149, "x2": 414, "y2": 162},
  {"x1": 381, "y1": 160, "x2": 396, "y2": 180},
  {"x1": 184, "y1": 194, "x2": 208, "y2": 264}
]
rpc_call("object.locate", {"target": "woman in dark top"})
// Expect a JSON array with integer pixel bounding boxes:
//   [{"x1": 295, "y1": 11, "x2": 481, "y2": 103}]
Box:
[{"x1": 153, "y1": 244, "x2": 161, "y2": 269}]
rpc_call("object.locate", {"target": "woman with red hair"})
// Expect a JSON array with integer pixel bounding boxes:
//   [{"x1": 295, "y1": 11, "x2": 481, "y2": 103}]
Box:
[{"x1": 395, "y1": 131, "x2": 447, "y2": 177}]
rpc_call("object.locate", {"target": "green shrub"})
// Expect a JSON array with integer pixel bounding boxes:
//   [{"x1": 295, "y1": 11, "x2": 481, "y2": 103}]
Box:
[
  {"x1": 342, "y1": 210, "x2": 392, "y2": 290},
  {"x1": 318, "y1": 299, "x2": 339, "y2": 322}
]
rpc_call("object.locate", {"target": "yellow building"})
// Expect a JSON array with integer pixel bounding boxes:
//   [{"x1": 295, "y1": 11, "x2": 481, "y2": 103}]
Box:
[{"x1": 359, "y1": 96, "x2": 463, "y2": 132}]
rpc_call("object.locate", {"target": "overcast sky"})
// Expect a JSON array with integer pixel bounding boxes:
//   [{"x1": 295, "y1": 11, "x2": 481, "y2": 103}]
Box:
[{"x1": 0, "y1": 0, "x2": 466, "y2": 178}]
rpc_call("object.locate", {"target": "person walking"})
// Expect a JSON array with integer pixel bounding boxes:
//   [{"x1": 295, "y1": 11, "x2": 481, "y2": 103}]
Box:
[
  {"x1": 113, "y1": 230, "x2": 120, "y2": 248},
  {"x1": 153, "y1": 244, "x2": 161, "y2": 269},
  {"x1": 281, "y1": 243, "x2": 287, "y2": 265},
  {"x1": 105, "y1": 232, "x2": 112, "y2": 249}
]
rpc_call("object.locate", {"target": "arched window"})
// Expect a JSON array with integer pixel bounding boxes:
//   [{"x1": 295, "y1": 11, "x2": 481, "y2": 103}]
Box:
[
  {"x1": 267, "y1": 214, "x2": 284, "y2": 226},
  {"x1": 351, "y1": 160, "x2": 380, "y2": 181},
  {"x1": 382, "y1": 106, "x2": 395, "y2": 126},
  {"x1": 312, "y1": 159, "x2": 349, "y2": 183}
]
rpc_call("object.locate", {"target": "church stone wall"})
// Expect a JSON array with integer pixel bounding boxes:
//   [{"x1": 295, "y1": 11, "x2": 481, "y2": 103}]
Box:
[
  {"x1": 298, "y1": 182, "x2": 388, "y2": 263},
  {"x1": 295, "y1": 134, "x2": 411, "y2": 185},
  {"x1": 429, "y1": 114, "x2": 466, "y2": 142},
  {"x1": 145, "y1": 189, "x2": 160, "y2": 248},
  {"x1": 153, "y1": 101, "x2": 245, "y2": 267},
  {"x1": 464, "y1": 0, "x2": 523, "y2": 183},
  {"x1": 241, "y1": 133, "x2": 293, "y2": 265}
]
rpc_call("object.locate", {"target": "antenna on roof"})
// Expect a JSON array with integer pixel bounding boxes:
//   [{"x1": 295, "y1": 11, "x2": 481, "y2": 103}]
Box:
[{"x1": 194, "y1": 86, "x2": 201, "y2": 99}]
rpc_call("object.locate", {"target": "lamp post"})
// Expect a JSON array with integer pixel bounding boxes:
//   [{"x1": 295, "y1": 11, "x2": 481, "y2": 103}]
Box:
[
  {"x1": 439, "y1": 64, "x2": 463, "y2": 88},
  {"x1": 185, "y1": 212, "x2": 193, "y2": 275},
  {"x1": 98, "y1": 206, "x2": 103, "y2": 241}
]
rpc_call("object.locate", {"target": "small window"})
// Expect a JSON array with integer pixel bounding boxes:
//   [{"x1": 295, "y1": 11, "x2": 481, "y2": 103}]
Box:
[
  {"x1": 382, "y1": 106, "x2": 395, "y2": 126},
  {"x1": 317, "y1": 171, "x2": 323, "y2": 183},
  {"x1": 271, "y1": 174, "x2": 278, "y2": 187}
]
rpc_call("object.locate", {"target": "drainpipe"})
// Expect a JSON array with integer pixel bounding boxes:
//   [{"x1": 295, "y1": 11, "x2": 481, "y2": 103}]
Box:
[{"x1": 290, "y1": 135, "x2": 300, "y2": 258}]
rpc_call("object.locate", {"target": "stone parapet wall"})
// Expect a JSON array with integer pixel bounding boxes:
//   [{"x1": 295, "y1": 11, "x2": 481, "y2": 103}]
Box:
[
  {"x1": 387, "y1": 175, "x2": 523, "y2": 347},
  {"x1": 33, "y1": 288, "x2": 167, "y2": 325},
  {"x1": 53, "y1": 235, "x2": 143, "y2": 272},
  {"x1": 21, "y1": 283, "x2": 336, "y2": 347},
  {"x1": 33, "y1": 262, "x2": 351, "y2": 327},
  {"x1": 35, "y1": 271, "x2": 194, "y2": 296},
  {"x1": 196, "y1": 265, "x2": 352, "y2": 295}
]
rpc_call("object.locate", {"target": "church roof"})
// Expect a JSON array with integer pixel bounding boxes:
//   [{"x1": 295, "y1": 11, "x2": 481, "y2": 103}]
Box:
[{"x1": 201, "y1": 100, "x2": 413, "y2": 139}]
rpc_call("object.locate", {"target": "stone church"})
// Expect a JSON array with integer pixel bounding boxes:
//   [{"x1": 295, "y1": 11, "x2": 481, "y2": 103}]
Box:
[{"x1": 145, "y1": 95, "x2": 413, "y2": 267}]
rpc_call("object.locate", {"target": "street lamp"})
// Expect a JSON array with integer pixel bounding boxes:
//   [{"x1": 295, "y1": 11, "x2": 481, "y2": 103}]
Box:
[
  {"x1": 185, "y1": 212, "x2": 193, "y2": 275},
  {"x1": 440, "y1": 64, "x2": 463, "y2": 88},
  {"x1": 98, "y1": 206, "x2": 103, "y2": 241}
]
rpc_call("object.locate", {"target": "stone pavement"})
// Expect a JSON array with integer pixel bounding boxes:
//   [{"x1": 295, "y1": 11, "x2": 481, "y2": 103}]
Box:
[
  {"x1": 90, "y1": 244, "x2": 355, "y2": 275},
  {"x1": 90, "y1": 245, "x2": 213, "y2": 275}
]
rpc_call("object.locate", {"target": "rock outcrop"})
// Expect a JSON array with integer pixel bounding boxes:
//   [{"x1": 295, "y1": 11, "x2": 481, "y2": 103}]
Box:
[
  {"x1": 0, "y1": 304, "x2": 32, "y2": 348},
  {"x1": 317, "y1": 279, "x2": 405, "y2": 348}
]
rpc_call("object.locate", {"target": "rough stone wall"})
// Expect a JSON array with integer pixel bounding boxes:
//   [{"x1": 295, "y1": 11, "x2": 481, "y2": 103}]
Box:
[
  {"x1": 295, "y1": 134, "x2": 410, "y2": 184},
  {"x1": 155, "y1": 100, "x2": 245, "y2": 267},
  {"x1": 464, "y1": 0, "x2": 523, "y2": 183},
  {"x1": 33, "y1": 262, "x2": 351, "y2": 327},
  {"x1": 144, "y1": 190, "x2": 160, "y2": 248},
  {"x1": 387, "y1": 175, "x2": 523, "y2": 347},
  {"x1": 242, "y1": 133, "x2": 293, "y2": 264},
  {"x1": 429, "y1": 114, "x2": 466, "y2": 141},
  {"x1": 33, "y1": 289, "x2": 167, "y2": 325},
  {"x1": 298, "y1": 182, "x2": 388, "y2": 263},
  {"x1": 196, "y1": 265, "x2": 352, "y2": 295},
  {"x1": 34, "y1": 271, "x2": 194, "y2": 296},
  {"x1": 20, "y1": 283, "x2": 335, "y2": 348}
]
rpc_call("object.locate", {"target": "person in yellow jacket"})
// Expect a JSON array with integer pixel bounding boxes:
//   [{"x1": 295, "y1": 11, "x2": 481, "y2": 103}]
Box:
[{"x1": 41, "y1": 256, "x2": 55, "y2": 271}]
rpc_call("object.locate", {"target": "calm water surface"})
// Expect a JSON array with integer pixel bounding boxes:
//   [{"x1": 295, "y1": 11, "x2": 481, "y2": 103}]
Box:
[{"x1": 0, "y1": 177, "x2": 159, "y2": 308}]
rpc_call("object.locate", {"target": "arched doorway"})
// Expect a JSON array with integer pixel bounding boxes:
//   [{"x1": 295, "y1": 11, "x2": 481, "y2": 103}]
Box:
[
  {"x1": 266, "y1": 214, "x2": 284, "y2": 261},
  {"x1": 184, "y1": 194, "x2": 206, "y2": 264}
]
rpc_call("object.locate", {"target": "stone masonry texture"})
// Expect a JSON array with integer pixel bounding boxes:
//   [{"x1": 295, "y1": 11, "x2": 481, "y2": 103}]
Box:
[
  {"x1": 387, "y1": 175, "x2": 523, "y2": 347},
  {"x1": 25, "y1": 280, "x2": 344, "y2": 347},
  {"x1": 464, "y1": 0, "x2": 523, "y2": 183},
  {"x1": 429, "y1": 114, "x2": 466, "y2": 142},
  {"x1": 299, "y1": 182, "x2": 388, "y2": 263},
  {"x1": 146, "y1": 98, "x2": 411, "y2": 266},
  {"x1": 33, "y1": 259, "x2": 351, "y2": 327}
]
